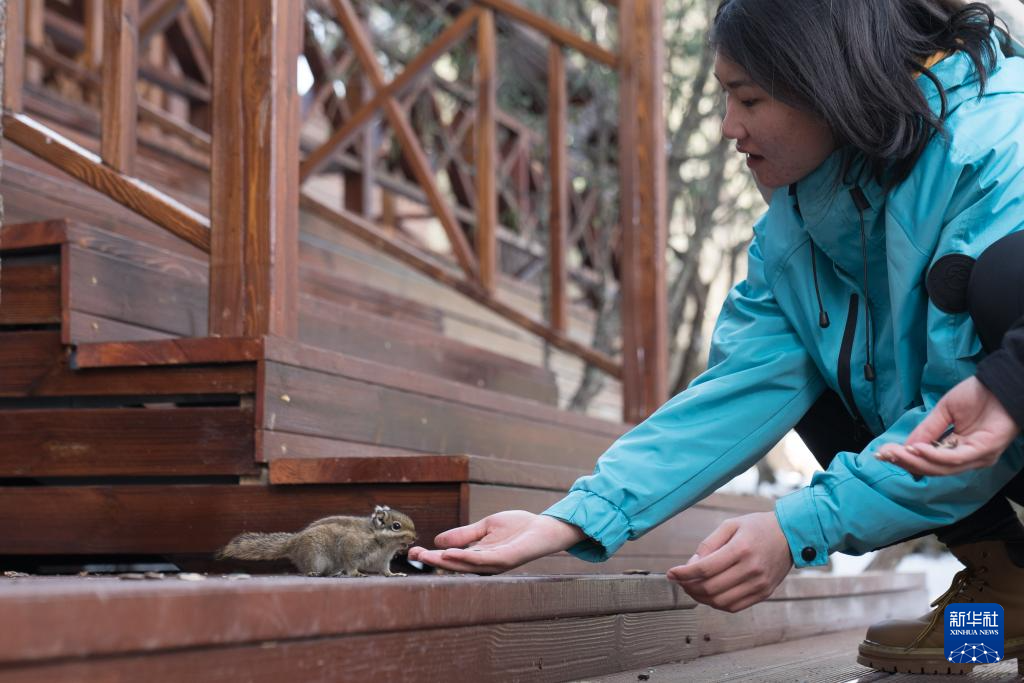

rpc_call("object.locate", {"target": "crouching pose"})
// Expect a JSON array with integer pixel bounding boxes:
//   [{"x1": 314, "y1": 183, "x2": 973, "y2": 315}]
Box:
[{"x1": 412, "y1": 1, "x2": 1024, "y2": 674}]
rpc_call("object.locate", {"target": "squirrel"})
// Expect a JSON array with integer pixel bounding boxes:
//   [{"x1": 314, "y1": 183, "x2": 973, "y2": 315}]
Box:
[{"x1": 216, "y1": 506, "x2": 417, "y2": 577}]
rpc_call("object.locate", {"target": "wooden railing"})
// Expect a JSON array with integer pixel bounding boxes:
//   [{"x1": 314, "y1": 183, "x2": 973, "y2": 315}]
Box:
[{"x1": 1, "y1": 0, "x2": 666, "y2": 422}]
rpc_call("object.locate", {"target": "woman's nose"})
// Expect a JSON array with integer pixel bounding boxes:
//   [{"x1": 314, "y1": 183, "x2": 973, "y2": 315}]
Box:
[{"x1": 721, "y1": 103, "x2": 746, "y2": 141}]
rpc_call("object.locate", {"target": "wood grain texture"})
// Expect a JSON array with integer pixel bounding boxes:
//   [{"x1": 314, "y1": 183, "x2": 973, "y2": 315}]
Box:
[
  {"x1": 476, "y1": 9, "x2": 498, "y2": 292},
  {"x1": 3, "y1": 0, "x2": 25, "y2": 112},
  {"x1": 618, "y1": 0, "x2": 668, "y2": 422},
  {"x1": 261, "y1": 361, "x2": 615, "y2": 468},
  {"x1": 547, "y1": 42, "x2": 569, "y2": 333},
  {"x1": 299, "y1": 199, "x2": 622, "y2": 378},
  {"x1": 0, "y1": 407, "x2": 258, "y2": 477},
  {"x1": 101, "y1": 0, "x2": 139, "y2": 175},
  {"x1": 209, "y1": 0, "x2": 300, "y2": 338},
  {"x1": 0, "y1": 251, "x2": 61, "y2": 325},
  {"x1": 0, "y1": 330, "x2": 255, "y2": 397},
  {"x1": 0, "y1": 483, "x2": 460, "y2": 555},
  {"x1": 262, "y1": 336, "x2": 625, "y2": 437},
  {"x1": 2, "y1": 113, "x2": 211, "y2": 251},
  {"x1": 71, "y1": 337, "x2": 263, "y2": 368},
  {"x1": 0, "y1": 610, "x2": 699, "y2": 683},
  {"x1": 82, "y1": 0, "x2": 104, "y2": 69}
]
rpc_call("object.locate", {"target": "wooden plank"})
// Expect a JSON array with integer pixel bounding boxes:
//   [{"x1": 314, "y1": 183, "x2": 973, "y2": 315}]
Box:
[
  {"x1": 82, "y1": 0, "x2": 104, "y2": 69},
  {"x1": 328, "y1": 0, "x2": 479, "y2": 283},
  {"x1": 0, "y1": 574, "x2": 691, "y2": 666},
  {"x1": 258, "y1": 432, "x2": 436, "y2": 462},
  {"x1": 209, "y1": 0, "x2": 301, "y2": 338},
  {"x1": 267, "y1": 452, "x2": 590, "y2": 491},
  {"x1": 24, "y1": 0, "x2": 44, "y2": 84},
  {"x1": 0, "y1": 251, "x2": 61, "y2": 325},
  {"x1": 618, "y1": 0, "x2": 667, "y2": 422},
  {"x1": 300, "y1": 199, "x2": 622, "y2": 378},
  {"x1": 0, "y1": 331, "x2": 255, "y2": 397},
  {"x1": 548, "y1": 42, "x2": 569, "y2": 333},
  {"x1": 71, "y1": 337, "x2": 263, "y2": 369},
  {"x1": 69, "y1": 312, "x2": 175, "y2": 343},
  {"x1": 0, "y1": 484, "x2": 460, "y2": 555},
  {"x1": 299, "y1": 6, "x2": 483, "y2": 182},
  {"x1": 185, "y1": 0, "x2": 213, "y2": 58},
  {"x1": 0, "y1": 407, "x2": 258, "y2": 477},
  {"x1": 341, "y1": 75, "x2": 374, "y2": 216},
  {"x1": 2, "y1": 113, "x2": 211, "y2": 252},
  {"x1": 476, "y1": 9, "x2": 498, "y2": 292},
  {"x1": 3, "y1": 0, "x2": 24, "y2": 112},
  {"x1": 269, "y1": 455, "x2": 470, "y2": 485},
  {"x1": 472, "y1": 0, "x2": 618, "y2": 68},
  {"x1": 299, "y1": 265, "x2": 443, "y2": 332},
  {"x1": 0, "y1": 610, "x2": 700, "y2": 683},
  {"x1": 0, "y1": 219, "x2": 69, "y2": 251},
  {"x1": 261, "y1": 336, "x2": 626, "y2": 437},
  {"x1": 262, "y1": 361, "x2": 616, "y2": 469},
  {"x1": 298, "y1": 296, "x2": 558, "y2": 404},
  {"x1": 101, "y1": 0, "x2": 139, "y2": 175}
]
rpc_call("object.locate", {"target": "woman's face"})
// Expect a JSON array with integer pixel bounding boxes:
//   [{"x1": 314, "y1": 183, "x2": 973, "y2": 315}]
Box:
[{"x1": 715, "y1": 53, "x2": 836, "y2": 190}]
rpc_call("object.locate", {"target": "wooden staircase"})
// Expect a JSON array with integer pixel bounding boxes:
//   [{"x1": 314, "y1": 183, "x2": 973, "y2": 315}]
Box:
[{"x1": 0, "y1": 123, "x2": 927, "y2": 683}]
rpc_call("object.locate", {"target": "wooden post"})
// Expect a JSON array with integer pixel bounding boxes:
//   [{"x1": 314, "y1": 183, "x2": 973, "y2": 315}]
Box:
[
  {"x1": 547, "y1": 41, "x2": 569, "y2": 333},
  {"x1": 102, "y1": 0, "x2": 139, "y2": 175},
  {"x1": 84, "y1": 0, "x2": 104, "y2": 69},
  {"x1": 476, "y1": 9, "x2": 498, "y2": 292},
  {"x1": 618, "y1": 0, "x2": 667, "y2": 423},
  {"x1": 24, "y1": 0, "x2": 43, "y2": 84},
  {"x1": 3, "y1": 0, "x2": 24, "y2": 112},
  {"x1": 209, "y1": 0, "x2": 301, "y2": 338},
  {"x1": 344, "y1": 74, "x2": 375, "y2": 217}
]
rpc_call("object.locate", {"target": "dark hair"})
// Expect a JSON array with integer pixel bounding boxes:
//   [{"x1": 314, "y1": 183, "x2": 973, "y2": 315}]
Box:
[{"x1": 710, "y1": 1, "x2": 1011, "y2": 187}]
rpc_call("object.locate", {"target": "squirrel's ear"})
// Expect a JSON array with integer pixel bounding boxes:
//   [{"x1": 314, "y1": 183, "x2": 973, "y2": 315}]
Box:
[{"x1": 372, "y1": 508, "x2": 387, "y2": 527}]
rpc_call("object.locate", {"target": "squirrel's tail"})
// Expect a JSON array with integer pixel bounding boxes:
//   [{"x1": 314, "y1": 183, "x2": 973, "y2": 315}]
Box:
[{"x1": 216, "y1": 532, "x2": 294, "y2": 561}]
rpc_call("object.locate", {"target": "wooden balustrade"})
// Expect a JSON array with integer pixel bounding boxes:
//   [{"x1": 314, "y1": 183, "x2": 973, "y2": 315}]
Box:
[{"x1": 0, "y1": 0, "x2": 667, "y2": 421}]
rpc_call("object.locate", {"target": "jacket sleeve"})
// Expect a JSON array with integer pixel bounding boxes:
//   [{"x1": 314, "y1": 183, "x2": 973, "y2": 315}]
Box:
[
  {"x1": 542, "y1": 231, "x2": 826, "y2": 562},
  {"x1": 977, "y1": 316, "x2": 1024, "y2": 429},
  {"x1": 776, "y1": 131, "x2": 1024, "y2": 566}
]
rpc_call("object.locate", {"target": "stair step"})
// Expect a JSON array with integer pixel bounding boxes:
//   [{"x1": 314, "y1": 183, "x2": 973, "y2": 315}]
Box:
[
  {"x1": 0, "y1": 572, "x2": 926, "y2": 682},
  {"x1": 0, "y1": 218, "x2": 559, "y2": 404}
]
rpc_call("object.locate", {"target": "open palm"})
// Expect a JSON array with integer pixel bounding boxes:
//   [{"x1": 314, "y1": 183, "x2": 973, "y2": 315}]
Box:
[{"x1": 408, "y1": 510, "x2": 585, "y2": 574}]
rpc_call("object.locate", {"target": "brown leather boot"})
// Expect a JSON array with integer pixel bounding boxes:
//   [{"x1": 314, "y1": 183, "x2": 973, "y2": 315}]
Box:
[{"x1": 857, "y1": 540, "x2": 1024, "y2": 675}]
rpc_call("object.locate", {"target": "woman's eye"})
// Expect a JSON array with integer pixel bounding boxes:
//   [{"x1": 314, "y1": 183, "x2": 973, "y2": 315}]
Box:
[
  {"x1": 741, "y1": 99, "x2": 759, "y2": 108},
  {"x1": 391, "y1": 522, "x2": 402, "y2": 530}
]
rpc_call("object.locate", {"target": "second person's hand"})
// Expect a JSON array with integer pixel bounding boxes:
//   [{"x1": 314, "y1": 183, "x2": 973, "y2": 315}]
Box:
[{"x1": 408, "y1": 510, "x2": 587, "y2": 574}]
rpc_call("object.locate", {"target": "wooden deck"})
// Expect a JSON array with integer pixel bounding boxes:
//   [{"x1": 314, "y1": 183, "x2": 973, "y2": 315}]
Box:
[
  {"x1": 591, "y1": 629, "x2": 1024, "y2": 683},
  {"x1": 0, "y1": 571, "x2": 928, "y2": 682}
]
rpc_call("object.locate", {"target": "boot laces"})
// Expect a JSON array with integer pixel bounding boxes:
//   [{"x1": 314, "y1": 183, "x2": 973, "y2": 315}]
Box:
[{"x1": 907, "y1": 566, "x2": 989, "y2": 651}]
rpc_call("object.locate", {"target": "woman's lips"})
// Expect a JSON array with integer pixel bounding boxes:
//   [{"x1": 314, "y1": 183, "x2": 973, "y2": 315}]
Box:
[{"x1": 746, "y1": 153, "x2": 765, "y2": 168}]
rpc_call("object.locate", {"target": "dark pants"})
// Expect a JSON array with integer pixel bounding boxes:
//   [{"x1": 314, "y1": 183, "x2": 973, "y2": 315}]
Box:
[{"x1": 795, "y1": 232, "x2": 1024, "y2": 549}]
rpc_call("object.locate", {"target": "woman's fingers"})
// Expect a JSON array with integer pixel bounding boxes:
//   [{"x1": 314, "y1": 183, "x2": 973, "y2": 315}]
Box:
[{"x1": 433, "y1": 518, "x2": 492, "y2": 549}]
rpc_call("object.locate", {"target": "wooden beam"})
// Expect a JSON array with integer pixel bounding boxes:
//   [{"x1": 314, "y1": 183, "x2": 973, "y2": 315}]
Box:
[
  {"x1": 299, "y1": 6, "x2": 482, "y2": 181},
  {"x1": 2, "y1": 112, "x2": 211, "y2": 251},
  {"x1": 4, "y1": 0, "x2": 24, "y2": 112},
  {"x1": 343, "y1": 74, "x2": 375, "y2": 217},
  {"x1": 476, "y1": 9, "x2": 498, "y2": 292},
  {"x1": 101, "y1": 0, "x2": 139, "y2": 175},
  {"x1": 471, "y1": 0, "x2": 618, "y2": 68},
  {"x1": 548, "y1": 42, "x2": 569, "y2": 334},
  {"x1": 329, "y1": 0, "x2": 479, "y2": 283},
  {"x1": 618, "y1": 0, "x2": 667, "y2": 423},
  {"x1": 209, "y1": 1, "x2": 301, "y2": 338},
  {"x1": 185, "y1": 0, "x2": 213, "y2": 57},
  {"x1": 24, "y1": 0, "x2": 44, "y2": 84},
  {"x1": 139, "y1": 0, "x2": 183, "y2": 45},
  {"x1": 83, "y1": 0, "x2": 104, "y2": 68}
]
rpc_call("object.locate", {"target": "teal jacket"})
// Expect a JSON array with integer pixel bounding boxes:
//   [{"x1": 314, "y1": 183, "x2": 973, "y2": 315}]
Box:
[{"x1": 544, "y1": 37, "x2": 1024, "y2": 568}]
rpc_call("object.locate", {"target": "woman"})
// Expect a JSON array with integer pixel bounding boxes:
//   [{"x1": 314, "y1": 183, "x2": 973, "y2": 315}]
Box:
[{"x1": 410, "y1": 0, "x2": 1024, "y2": 673}]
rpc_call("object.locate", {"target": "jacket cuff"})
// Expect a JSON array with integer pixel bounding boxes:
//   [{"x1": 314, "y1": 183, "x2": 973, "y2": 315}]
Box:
[
  {"x1": 541, "y1": 489, "x2": 633, "y2": 563},
  {"x1": 977, "y1": 348, "x2": 1024, "y2": 430},
  {"x1": 775, "y1": 487, "x2": 830, "y2": 568}
]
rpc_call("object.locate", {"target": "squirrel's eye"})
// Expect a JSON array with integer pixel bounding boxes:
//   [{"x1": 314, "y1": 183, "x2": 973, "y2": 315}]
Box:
[{"x1": 391, "y1": 522, "x2": 402, "y2": 530}]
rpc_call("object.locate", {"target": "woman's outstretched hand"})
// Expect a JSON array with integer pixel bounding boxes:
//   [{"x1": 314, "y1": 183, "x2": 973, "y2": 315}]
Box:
[
  {"x1": 877, "y1": 377, "x2": 1021, "y2": 476},
  {"x1": 407, "y1": 510, "x2": 586, "y2": 574}
]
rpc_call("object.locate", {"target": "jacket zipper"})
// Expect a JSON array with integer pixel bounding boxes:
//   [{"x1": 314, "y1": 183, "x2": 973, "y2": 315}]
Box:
[{"x1": 838, "y1": 294, "x2": 869, "y2": 427}]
